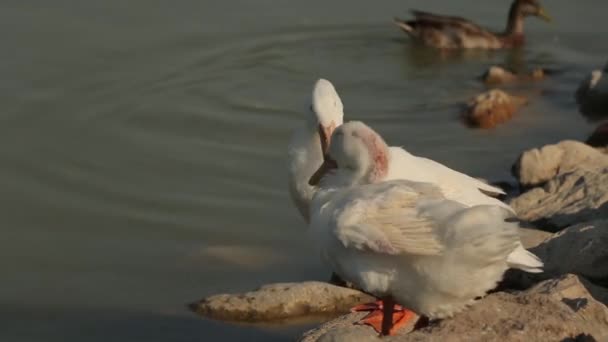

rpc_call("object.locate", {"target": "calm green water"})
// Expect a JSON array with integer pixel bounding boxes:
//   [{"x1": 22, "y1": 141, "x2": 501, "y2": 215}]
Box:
[{"x1": 0, "y1": 0, "x2": 606, "y2": 341}]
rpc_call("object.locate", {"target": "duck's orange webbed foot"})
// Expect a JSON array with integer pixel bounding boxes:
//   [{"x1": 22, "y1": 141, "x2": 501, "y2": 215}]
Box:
[{"x1": 351, "y1": 299, "x2": 415, "y2": 336}]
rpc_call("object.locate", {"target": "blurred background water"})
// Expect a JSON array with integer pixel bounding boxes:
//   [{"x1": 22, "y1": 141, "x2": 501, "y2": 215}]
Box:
[{"x1": 0, "y1": 0, "x2": 606, "y2": 341}]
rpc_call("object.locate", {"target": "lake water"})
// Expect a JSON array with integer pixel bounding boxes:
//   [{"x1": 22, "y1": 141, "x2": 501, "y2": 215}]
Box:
[{"x1": 1, "y1": 0, "x2": 606, "y2": 341}]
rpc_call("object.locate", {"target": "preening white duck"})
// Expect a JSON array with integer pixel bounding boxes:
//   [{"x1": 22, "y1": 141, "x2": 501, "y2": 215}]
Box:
[
  {"x1": 288, "y1": 78, "x2": 510, "y2": 225},
  {"x1": 308, "y1": 121, "x2": 543, "y2": 336},
  {"x1": 287, "y1": 78, "x2": 344, "y2": 221}
]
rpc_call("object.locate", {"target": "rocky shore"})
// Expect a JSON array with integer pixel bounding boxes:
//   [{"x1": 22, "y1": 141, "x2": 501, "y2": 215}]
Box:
[{"x1": 190, "y1": 137, "x2": 608, "y2": 341}]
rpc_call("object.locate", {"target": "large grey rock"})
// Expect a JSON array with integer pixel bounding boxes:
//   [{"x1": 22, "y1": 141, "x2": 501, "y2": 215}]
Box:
[
  {"x1": 510, "y1": 220, "x2": 608, "y2": 289},
  {"x1": 510, "y1": 141, "x2": 608, "y2": 229},
  {"x1": 189, "y1": 281, "x2": 374, "y2": 322},
  {"x1": 300, "y1": 275, "x2": 608, "y2": 342}
]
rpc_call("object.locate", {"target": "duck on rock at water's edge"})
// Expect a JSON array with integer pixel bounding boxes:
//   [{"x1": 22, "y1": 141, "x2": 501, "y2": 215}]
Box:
[{"x1": 394, "y1": 0, "x2": 551, "y2": 49}]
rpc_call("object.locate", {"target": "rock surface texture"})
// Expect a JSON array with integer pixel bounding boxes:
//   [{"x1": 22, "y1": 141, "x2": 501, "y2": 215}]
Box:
[
  {"x1": 510, "y1": 140, "x2": 608, "y2": 229},
  {"x1": 300, "y1": 275, "x2": 608, "y2": 342},
  {"x1": 189, "y1": 281, "x2": 374, "y2": 322}
]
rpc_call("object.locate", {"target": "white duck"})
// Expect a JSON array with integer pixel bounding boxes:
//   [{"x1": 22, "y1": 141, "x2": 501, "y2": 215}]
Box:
[
  {"x1": 308, "y1": 121, "x2": 543, "y2": 336},
  {"x1": 287, "y1": 78, "x2": 343, "y2": 222},
  {"x1": 287, "y1": 78, "x2": 510, "y2": 225}
]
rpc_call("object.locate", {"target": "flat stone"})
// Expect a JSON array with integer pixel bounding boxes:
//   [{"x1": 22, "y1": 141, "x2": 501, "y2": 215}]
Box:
[{"x1": 190, "y1": 281, "x2": 374, "y2": 323}]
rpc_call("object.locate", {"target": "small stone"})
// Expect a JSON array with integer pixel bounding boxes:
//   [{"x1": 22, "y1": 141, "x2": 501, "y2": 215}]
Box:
[
  {"x1": 464, "y1": 89, "x2": 528, "y2": 129},
  {"x1": 482, "y1": 66, "x2": 546, "y2": 85}
]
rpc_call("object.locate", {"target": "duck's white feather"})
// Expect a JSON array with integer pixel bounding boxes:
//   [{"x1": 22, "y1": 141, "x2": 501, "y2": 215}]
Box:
[
  {"x1": 311, "y1": 180, "x2": 526, "y2": 318},
  {"x1": 385, "y1": 147, "x2": 510, "y2": 211}
]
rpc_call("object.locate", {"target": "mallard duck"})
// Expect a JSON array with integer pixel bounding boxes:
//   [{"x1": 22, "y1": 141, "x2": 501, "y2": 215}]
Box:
[
  {"x1": 394, "y1": 0, "x2": 551, "y2": 49},
  {"x1": 308, "y1": 121, "x2": 543, "y2": 335}
]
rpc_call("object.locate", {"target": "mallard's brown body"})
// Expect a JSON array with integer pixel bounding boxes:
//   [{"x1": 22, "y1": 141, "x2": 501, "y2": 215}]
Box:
[{"x1": 394, "y1": 0, "x2": 550, "y2": 49}]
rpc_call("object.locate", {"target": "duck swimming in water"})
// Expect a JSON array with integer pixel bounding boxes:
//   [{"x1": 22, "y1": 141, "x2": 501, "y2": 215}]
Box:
[{"x1": 394, "y1": 0, "x2": 551, "y2": 49}]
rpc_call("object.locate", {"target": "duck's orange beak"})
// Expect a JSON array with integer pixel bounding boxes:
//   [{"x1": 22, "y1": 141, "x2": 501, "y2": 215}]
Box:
[
  {"x1": 309, "y1": 157, "x2": 338, "y2": 186},
  {"x1": 318, "y1": 122, "x2": 336, "y2": 156}
]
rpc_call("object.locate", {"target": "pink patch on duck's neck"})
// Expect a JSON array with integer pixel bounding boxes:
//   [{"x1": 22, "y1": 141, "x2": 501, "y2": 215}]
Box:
[{"x1": 359, "y1": 130, "x2": 389, "y2": 183}]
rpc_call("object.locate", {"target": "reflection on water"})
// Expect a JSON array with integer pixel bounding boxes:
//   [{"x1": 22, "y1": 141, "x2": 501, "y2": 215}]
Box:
[{"x1": 0, "y1": 0, "x2": 607, "y2": 341}]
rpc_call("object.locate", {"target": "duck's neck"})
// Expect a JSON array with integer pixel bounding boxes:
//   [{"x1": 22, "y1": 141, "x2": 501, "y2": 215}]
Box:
[
  {"x1": 504, "y1": 2, "x2": 525, "y2": 36},
  {"x1": 287, "y1": 124, "x2": 324, "y2": 221}
]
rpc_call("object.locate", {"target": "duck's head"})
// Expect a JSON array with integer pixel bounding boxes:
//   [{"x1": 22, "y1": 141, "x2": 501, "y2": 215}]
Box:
[
  {"x1": 309, "y1": 121, "x2": 389, "y2": 187},
  {"x1": 309, "y1": 79, "x2": 344, "y2": 157},
  {"x1": 514, "y1": 0, "x2": 552, "y2": 22}
]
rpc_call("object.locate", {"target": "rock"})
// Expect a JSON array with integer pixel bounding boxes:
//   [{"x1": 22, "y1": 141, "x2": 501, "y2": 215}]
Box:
[
  {"x1": 576, "y1": 63, "x2": 608, "y2": 121},
  {"x1": 464, "y1": 89, "x2": 528, "y2": 129},
  {"x1": 511, "y1": 140, "x2": 608, "y2": 188},
  {"x1": 586, "y1": 122, "x2": 608, "y2": 149},
  {"x1": 299, "y1": 275, "x2": 608, "y2": 342},
  {"x1": 482, "y1": 66, "x2": 546, "y2": 85},
  {"x1": 510, "y1": 168, "x2": 608, "y2": 229},
  {"x1": 189, "y1": 281, "x2": 374, "y2": 323},
  {"x1": 509, "y1": 141, "x2": 608, "y2": 229},
  {"x1": 509, "y1": 220, "x2": 608, "y2": 289},
  {"x1": 518, "y1": 227, "x2": 552, "y2": 249}
]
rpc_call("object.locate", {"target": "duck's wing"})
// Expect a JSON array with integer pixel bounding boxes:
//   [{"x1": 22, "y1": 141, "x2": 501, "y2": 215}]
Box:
[
  {"x1": 387, "y1": 147, "x2": 510, "y2": 211},
  {"x1": 332, "y1": 181, "x2": 451, "y2": 256},
  {"x1": 410, "y1": 10, "x2": 473, "y2": 26},
  {"x1": 409, "y1": 9, "x2": 489, "y2": 34},
  {"x1": 413, "y1": 155, "x2": 506, "y2": 196}
]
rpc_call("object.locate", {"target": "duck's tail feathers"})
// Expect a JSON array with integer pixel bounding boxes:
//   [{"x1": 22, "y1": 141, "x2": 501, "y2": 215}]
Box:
[
  {"x1": 393, "y1": 17, "x2": 414, "y2": 33},
  {"x1": 507, "y1": 243, "x2": 544, "y2": 273}
]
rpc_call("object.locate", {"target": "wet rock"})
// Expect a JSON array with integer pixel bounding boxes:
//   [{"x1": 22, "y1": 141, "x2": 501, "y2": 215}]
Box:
[
  {"x1": 189, "y1": 281, "x2": 374, "y2": 323},
  {"x1": 464, "y1": 89, "x2": 528, "y2": 129},
  {"x1": 299, "y1": 275, "x2": 608, "y2": 342},
  {"x1": 509, "y1": 141, "x2": 608, "y2": 229},
  {"x1": 576, "y1": 63, "x2": 608, "y2": 121},
  {"x1": 586, "y1": 122, "x2": 608, "y2": 150},
  {"x1": 482, "y1": 66, "x2": 546, "y2": 85}
]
